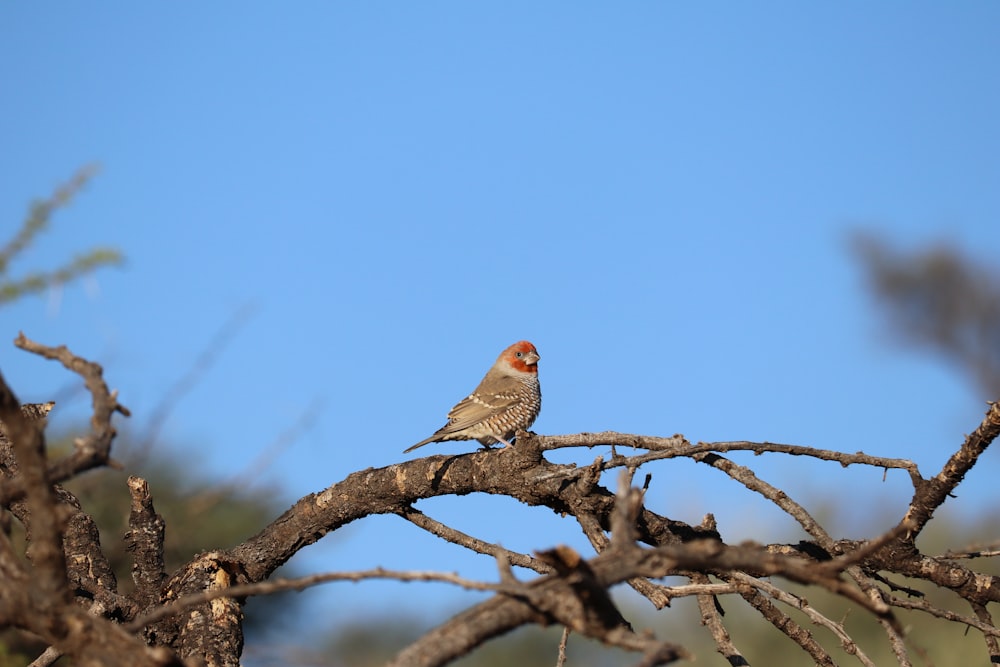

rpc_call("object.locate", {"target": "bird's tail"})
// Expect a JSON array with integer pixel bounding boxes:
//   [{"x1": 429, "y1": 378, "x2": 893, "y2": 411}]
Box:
[{"x1": 403, "y1": 437, "x2": 436, "y2": 454}]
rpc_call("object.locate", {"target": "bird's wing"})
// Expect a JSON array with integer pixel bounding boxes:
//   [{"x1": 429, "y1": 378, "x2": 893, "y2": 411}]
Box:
[
  {"x1": 439, "y1": 390, "x2": 519, "y2": 433},
  {"x1": 403, "y1": 391, "x2": 517, "y2": 452},
  {"x1": 405, "y1": 372, "x2": 525, "y2": 452}
]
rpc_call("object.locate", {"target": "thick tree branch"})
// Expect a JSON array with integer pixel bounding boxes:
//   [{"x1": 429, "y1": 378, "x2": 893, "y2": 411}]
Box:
[
  {"x1": 5, "y1": 332, "x2": 1000, "y2": 666},
  {"x1": 0, "y1": 368, "x2": 180, "y2": 666},
  {"x1": 396, "y1": 505, "x2": 555, "y2": 575},
  {"x1": 124, "y1": 476, "x2": 167, "y2": 612}
]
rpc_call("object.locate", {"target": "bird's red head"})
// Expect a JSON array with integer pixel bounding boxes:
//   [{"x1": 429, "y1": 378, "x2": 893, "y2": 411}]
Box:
[{"x1": 499, "y1": 341, "x2": 540, "y2": 374}]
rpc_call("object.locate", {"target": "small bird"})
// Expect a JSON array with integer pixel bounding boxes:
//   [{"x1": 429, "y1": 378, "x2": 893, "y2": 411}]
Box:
[{"x1": 404, "y1": 341, "x2": 541, "y2": 453}]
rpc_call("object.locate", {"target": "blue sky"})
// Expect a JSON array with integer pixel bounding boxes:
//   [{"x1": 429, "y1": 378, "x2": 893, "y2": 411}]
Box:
[{"x1": 2, "y1": 1, "x2": 999, "y2": 652}]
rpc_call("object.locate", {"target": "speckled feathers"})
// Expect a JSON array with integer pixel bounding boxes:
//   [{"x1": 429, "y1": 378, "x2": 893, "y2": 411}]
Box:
[{"x1": 404, "y1": 341, "x2": 541, "y2": 453}]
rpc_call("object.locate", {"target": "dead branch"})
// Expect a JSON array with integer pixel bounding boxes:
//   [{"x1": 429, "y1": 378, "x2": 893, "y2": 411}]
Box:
[
  {"x1": 0, "y1": 345, "x2": 179, "y2": 666},
  {"x1": 4, "y1": 334, "x2": 1000, "y2": 666},
  {"x1": 898, "y1": 400, "x2": 1000, "y2": 537}
]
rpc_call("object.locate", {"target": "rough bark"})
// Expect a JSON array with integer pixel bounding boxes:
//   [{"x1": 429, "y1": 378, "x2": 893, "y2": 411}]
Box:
[{"x1": 3, "y1": 335, "x2": 1000, "y2": 666}]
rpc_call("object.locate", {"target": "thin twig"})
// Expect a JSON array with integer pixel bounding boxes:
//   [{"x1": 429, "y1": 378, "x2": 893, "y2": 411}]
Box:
[
  {"x1": 126, "y1": 567, "x2": 516, "y2": 632},
  {"x1": 576, "y1": 511, "x2": 672, "y2": 609},
  {"x1": 819, "y1": 520, "x2": 916, "y2": 573},
  {"x1": 879, "y1": 616, "x2": 912, "y2": 667},
  {"x1": 555, "y1": 627, "x2": 570, "y2": 667},
  {"x1": 944, "y1": 539, "x2": 1000, "y2": 560},
  {"x1": 397, "y1": 505, "x2": 553, "y2": 575},
  {"x1": 187, "y1": 396, "x2": 322, "y2": 514},
  {"x1": 538, "y1": 432, "x2": 921, "y2": 482},
  {"x1": 27, "y1": 645, "x2": 61, "y2": 667},
  {"x1": 731, "y1": 572, "x2": 875, "y2": 667},
  {"x1": 883, "y1": 593, "x2": 1000, "y2": 635},
  {"x1": 131, "y1": 304, "x2": 256, "y2": 465},
  {"x1": 693, "y1": 572, "x2": 746, "y2": 666},
  {"x1": 7, "y1": 334, "x2": 128, "y2": 500},
  {"x1": 693, "y1": 451, "x2": 837, "y2": 551},
  {"x1": 970, "y1": 601, "x2": 1000, "y2": 662},
  {"x1": 735, "y1": 581, "x2": 836, "y2": 666}
]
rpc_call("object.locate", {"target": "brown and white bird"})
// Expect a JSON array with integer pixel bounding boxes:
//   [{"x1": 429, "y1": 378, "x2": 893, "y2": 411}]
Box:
[{"x1": 404, "y1": 341, "x2": 541, "y2": 453}]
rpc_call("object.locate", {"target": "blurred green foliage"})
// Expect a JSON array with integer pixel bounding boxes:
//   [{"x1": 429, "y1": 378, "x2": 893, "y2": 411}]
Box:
[
  {"x1": 1, "y1": 431, "x2": 293, "y2": 663},
  {"x1": 0, "y1": 165, "x2": 122, "y2": 306}
]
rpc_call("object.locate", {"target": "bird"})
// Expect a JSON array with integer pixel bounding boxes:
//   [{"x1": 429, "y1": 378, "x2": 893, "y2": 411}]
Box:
[{"x1": 404, "y1": 341, "x2": 541, "y2": 453}]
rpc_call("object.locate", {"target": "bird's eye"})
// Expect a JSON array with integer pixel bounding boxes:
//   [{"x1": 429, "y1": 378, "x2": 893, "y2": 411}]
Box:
[{"x1": 515, "y1": 351, "x2": 523, "y2": 358}]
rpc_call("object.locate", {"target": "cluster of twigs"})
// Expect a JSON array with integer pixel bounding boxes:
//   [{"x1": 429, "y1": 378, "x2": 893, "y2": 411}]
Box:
[{"x1": 1, "y1": 334, "x2": 999, "y2": 666}]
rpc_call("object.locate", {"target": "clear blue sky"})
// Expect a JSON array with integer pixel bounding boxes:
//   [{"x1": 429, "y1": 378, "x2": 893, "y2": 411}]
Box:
[{"x1": 3, "y1": 2, "x2": 999, "y2": 655}]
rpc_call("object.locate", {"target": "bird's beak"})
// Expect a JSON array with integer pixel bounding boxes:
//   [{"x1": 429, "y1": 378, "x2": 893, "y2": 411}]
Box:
[{"x1": 525, "y1": 351, "x2": 540, "y2": 365}]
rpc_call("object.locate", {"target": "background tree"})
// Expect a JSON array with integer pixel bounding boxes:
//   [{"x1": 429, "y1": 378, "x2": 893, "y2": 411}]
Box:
[{"x1": 853, "y1": 232, "x2": 1000, "y2": 398}]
